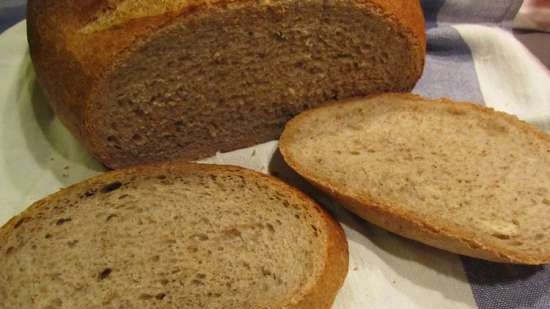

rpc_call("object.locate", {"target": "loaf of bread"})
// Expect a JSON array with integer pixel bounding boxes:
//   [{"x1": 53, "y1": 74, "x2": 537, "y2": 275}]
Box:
[
  {"x1": 27, "y1": 0, "x2": 425, "y2": 168},
  {"x1": 279, "y1": 93, "x2": 550, "y2": 264},
  {"x1": 0, "y1": 163, "x2": 348, "y2": 308}
]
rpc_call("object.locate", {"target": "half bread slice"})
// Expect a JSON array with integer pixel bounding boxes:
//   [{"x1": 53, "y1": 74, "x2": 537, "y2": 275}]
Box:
[
  {"x1": 0, "y1": 163, "x2": 348, "y2": 308},
  {"x1": 279, "y1": 93, "x2": 550, "y2": 264}
]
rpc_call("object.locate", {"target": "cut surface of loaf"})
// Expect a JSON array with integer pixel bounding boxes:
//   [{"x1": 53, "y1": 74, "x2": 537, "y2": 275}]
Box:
[
  {"x1": 27, "y1": 0, "x2": 425, "y2": 168},
  {"x1": 279, "y1": 93, "x2": 550, "y2": 264},
  {"x1": 0, "y1": 163, "x2": 348, "y2": 309}
]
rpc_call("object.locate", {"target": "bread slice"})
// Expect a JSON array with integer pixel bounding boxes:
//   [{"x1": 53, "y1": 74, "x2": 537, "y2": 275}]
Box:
[
  {"x1": 279, "y1": 93, "x2": 550, "y2": 264},
  {"x1": 27, "y1": 0, "x2": 425, "y2": 168},
  {"x1": 0, "y1": 163, "x2": 348, "y2": 308}
]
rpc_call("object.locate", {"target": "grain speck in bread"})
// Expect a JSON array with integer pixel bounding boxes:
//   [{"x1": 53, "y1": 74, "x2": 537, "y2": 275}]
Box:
[
  {"x1": 27, "y1": 0, "x2": 425, "y2": 168},
  {"x1": 0, "y1": 163, "x2": 348, "y2": 308},
  {"x1": 279, "y1": 93, "x2": 550, "y2": 264}
]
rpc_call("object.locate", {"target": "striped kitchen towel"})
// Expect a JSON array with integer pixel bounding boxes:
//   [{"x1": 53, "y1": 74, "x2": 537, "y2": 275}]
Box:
[
  {"x1": 417, "y1": 0, "x2": 550, "y2": 132},
  {"x1": 0, "y1": 1, "x2": 549, "y2": 309}
]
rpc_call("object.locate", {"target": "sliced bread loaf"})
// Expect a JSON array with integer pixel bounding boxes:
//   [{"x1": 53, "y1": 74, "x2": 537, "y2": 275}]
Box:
[
  {"x1": 279, "y1": 93, "x2": 550, "y2": 264},
  {"x1": 27, "y1": 0, "x2": 425, "y2": 168},
  {"x1": 0, "y1": 163, "x2": 348, "y2": 308}
]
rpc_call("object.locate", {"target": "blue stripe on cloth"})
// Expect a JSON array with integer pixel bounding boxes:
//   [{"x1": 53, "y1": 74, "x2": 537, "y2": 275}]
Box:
[
  {"x1": 420, "y1": 0, "x2": 446, "y2": 29},
  {"x1": 413, "y1": 26, "x2": 485, "y2": 103},
  {"x1": 462, "y1": 258, "x2": 550, "y2": 309},
  {"x1": 0, "y1": 0, "x2": 26, "y2": 34},
  {"x1": 428, "y1": 0, "x2": 523, "y2": 25}
]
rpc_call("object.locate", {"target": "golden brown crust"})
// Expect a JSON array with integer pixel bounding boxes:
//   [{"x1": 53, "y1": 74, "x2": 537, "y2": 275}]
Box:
[
  {"x1": 279, "y1": 93, "x2": 550, "y2": 265},
  {"x1": 0, "y1": 162, "x2": 348, "y2": 308},
  {"x1": 27, "y1": 1, "x2": 90, "y2": 136},
  {"x1": 291, "y1": 197, "x2": 349, "y2": 309},
  {"x1": 27, "y1": 0, "x2": 426, "y2": 168}
]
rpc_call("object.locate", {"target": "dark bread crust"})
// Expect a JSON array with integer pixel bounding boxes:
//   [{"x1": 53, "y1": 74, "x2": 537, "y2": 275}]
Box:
[
  {"x1": 0, "y1": 162, "x2": 349, "y2": 308},
  {"x1": 27, "y1": 0, "x2": 425, "y2": 168},
  {"x1": 279, "y1": 93, "x2": 550, "y2": 265}
]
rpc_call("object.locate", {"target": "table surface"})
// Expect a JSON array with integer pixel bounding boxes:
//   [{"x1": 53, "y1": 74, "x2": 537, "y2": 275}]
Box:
[{"x1": 513, "y1": 30, "x2": 550, "y2": 69}]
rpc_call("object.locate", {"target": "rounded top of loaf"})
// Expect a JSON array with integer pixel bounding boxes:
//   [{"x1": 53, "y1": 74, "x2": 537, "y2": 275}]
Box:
[{"x1": 28, "y1": 0, "x2": 425, "y2": 78}]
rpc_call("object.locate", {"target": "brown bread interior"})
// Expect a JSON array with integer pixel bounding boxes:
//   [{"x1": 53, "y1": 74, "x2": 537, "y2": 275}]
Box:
[{"x1": 88, "y1": 1, "x2": 422, "y2": 167}]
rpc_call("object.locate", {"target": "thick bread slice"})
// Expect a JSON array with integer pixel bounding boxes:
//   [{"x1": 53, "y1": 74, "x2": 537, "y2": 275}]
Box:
[
  {"x1": 279, "y1": 93, "x2": 550, "y2": 264},
  {"x1": 27, "y1": 0, "x2": 425, "y2": 168},
  {"x1": 0, "y1": 163, "x2": 348, "y2": 309}
]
